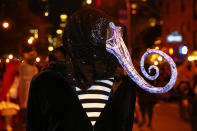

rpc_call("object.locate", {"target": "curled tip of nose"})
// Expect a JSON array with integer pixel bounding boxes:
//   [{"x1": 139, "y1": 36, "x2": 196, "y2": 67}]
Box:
[{"x1": 109, "y1": 22, "x2": 115, "y2": 29}]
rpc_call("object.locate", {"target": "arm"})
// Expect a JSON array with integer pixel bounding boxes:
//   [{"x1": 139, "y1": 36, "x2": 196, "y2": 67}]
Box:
[
  {"x1": 120, "y1": 76, "x2": 136, "y2": 131},
  {"x1": 26, "y1": 76, "x2": 46, "y2": 131}
]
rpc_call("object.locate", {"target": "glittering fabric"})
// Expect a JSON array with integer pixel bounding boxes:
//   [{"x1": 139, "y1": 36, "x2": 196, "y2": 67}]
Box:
[
  {"x1": 106, "y1": 22, "x2": 178, "y2": 93},
  {"x1": 62, "y1": 8, "x2": 119, "y2": 89}
]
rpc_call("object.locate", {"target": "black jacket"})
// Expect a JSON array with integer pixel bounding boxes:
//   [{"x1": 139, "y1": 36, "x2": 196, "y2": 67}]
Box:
[{"x1": 27, "y1": 69, "x2": 136, "y2": 131}]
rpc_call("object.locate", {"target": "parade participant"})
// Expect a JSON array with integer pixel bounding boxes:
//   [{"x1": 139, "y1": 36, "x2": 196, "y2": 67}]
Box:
[
  {"x1": 27, "y1": 6, "x2": 177, "y2": 130},
  {"x1": 18, "y1": 51, "x2": 38, "y2": 125},
  {"x1": 0, "y1": 60, "x2": 20, "y2": 130},
  {"x1": 0, "y1": 60, "x2": 20, "y2": 102},
  {"x1": 27, "y1": 8, "x2": 137, "y2": 131}
]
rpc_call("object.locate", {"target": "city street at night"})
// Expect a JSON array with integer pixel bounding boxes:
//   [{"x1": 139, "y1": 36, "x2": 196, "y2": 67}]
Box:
[
  {"x1": 1, "y1": 0, "x2": 197, "y2": 131},
  {"x1": 133, "y1": 101, "x2": 191, "y2": 131},
  {"x1": 11, "y1": 101, "x2": 191, "y2": 131}
]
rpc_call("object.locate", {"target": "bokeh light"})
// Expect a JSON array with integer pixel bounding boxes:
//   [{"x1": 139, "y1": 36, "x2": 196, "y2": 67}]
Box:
[
  {"x1": 2, "y1": 22, "x2": 9, "y2": 29},
  {"x1": 8, "y1": 54, "x2": 13, "y2": 59},
  {"x1": 36, "y1": 57, "x2": 41, "y2": 62}
]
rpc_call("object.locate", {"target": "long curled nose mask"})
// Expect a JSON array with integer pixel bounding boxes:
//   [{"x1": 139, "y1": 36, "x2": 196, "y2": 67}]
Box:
[{"x1": 106, "y1": 22, "x2": 178, "y2": 93}]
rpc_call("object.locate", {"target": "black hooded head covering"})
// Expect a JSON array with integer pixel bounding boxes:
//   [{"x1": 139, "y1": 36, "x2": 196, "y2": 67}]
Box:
[{"x1": 63, "y1": 7, "x2": 120, "y2": 89}]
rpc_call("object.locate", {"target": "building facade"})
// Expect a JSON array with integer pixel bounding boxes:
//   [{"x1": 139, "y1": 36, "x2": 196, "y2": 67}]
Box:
[{"x1": 162, "y1": 0, "x2": 197, "y2": 54}]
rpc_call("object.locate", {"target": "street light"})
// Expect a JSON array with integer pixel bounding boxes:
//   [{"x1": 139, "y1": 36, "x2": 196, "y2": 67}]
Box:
[
  {"x1": 169, "y1": 48, "x2": 174, "y2": 55},
  {"x1": 48, "y1": 46, "x2": 54, "y2": 52},
  {"x1": 154, "y1": 61, "x2": 158, "y2": 66},
  {"x1": 188, "y1": 56, "x2": 194, "y2": 61},
  {"x1": 149, "y1": 18, "x2": 157, "y2": 27},
  {"x1": 158, "y1": 56, "x2": 162, "y2": 61},
  {"x1": 56, "y1": 29, "x2": 63, "y2": 35},
  {"x1": 6, "y1": 58, "x2": 10, "y2": 63},
  {"x1": 131, "y1": 3, "x2": 138, "y2": 9},
  {"x1": 28, "y1": 39, "x2": 33, "y2": 45},
  {"x1": 36, "y1": 57, "x2": 41, "y2": 63},
  {"x1": 60, "y1": 14, "x2": 68, "y2": 22},
  {"x1": 34, "y1": 33, "x2": 38, "y2": 39},
  {"x1": 2, "y1": 22, "x2": 9, "y2": 29},
  {"x1": 27, "y1": 36, "x2": 34, "y2": 45},
  {"x1": 44, "y1": 12, "x2": 49, "y2": 16},
  {"x1": 155, "y1": 46, "x2": 159, "y2": 50},
  {"x1": 86, "y1": 0, "x2": 92, "y2": 4},
  {"x1": 8, "y1": 54, "x2": 13, "y2": 59}
]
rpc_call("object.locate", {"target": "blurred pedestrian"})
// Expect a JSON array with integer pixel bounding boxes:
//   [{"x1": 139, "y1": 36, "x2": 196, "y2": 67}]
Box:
[
  {"x1": 176, "y1": 62, "x2": 194, "y2": 89},
  {"x1": 188, "y1": 84, "x2": 197, "y2": 131},
  {"x1": 175, "y1": 62, "x2": 194, "y2": 121},
  {"x1": 188, "y1": 61, "x2": 197, "y2": 131},
  {"x1": 137, "y1": 88, "x2": 158, "y2": 128},
  {"x1": 18, "y1": 51, "x2": 38, "y2": 125},
  {"x1": 176, "y1": 81, "x2": 192, "y2": 121}
]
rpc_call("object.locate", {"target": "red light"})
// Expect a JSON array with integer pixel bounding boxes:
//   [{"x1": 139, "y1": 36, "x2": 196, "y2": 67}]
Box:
[
  {"x1": 97, "y1": 0, "x2": 101, "y2": 7},
  {"x1": 131, "y1": 10, "x2": 136, "y2": 14}
]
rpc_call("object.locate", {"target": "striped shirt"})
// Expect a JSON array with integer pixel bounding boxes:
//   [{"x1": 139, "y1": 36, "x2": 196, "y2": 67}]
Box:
[{"x1": 76, "y1": 78, "x2": 114, "y2": 126}]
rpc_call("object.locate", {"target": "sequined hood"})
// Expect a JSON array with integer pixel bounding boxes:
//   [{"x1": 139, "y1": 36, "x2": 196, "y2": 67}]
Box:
[
  {"x1": 63, "y1": 8, "x2": 119, "y2": 63},
  {"x1": 62, "y1": 8, "x2": 120, "y2": 89}
]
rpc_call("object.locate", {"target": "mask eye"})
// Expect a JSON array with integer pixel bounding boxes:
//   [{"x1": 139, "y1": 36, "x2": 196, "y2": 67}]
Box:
[
  {"x1": 107, "y1": 28, "x2": 113, "y2": 39},
  {"x1": 107, "y1": 27, "x2": 124, "y2": 40}
]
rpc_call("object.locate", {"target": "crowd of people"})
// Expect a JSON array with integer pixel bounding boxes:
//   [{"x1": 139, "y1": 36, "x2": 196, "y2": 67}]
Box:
[
  {"x1": 175, "y1": 61, "x2": 197, "y2": 131},
  {"x1": 0, "y1": 49, "x2": 196, "y2": 131},
  {"x1": 0, "y1": 50, "x2": 38, "y2": 131}
]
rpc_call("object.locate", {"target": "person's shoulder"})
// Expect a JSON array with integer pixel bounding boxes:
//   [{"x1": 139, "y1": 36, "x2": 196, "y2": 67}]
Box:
[
  {"x1": 31, "y1": 69, "x2": 65, "y2": 89},
  {"x1": 123, "y1": 76, "x2": 138, "y2": 87},
  {"x1": 33, "y1": 69, "x2": 55, "y2": 79},
  {"x1": 116, "y1": 76, "x2": 137, "y2": 93}
]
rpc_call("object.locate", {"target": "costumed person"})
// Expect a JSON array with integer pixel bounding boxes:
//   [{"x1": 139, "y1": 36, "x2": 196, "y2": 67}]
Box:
[
  {"x1": 18, "y1": 51, "x2": 38, "y2": 126},
  {"x1": 27, "y1": 8, "x2": 137, "y2": 131},
  {"x1": 27, "y1": 6, "x2": 178, "y2": 130},
  {"x1": 0, "y1": 60, "x2": 20, "y2": 102},
  {"x1": 0, "y1": 60, "x2": 20, "y2": 131}
]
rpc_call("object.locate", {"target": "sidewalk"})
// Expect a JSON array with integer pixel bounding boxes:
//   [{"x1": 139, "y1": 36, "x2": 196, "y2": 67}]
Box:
[{"x1": 133, "y1": 101, "x2": 191, "y2": 131}]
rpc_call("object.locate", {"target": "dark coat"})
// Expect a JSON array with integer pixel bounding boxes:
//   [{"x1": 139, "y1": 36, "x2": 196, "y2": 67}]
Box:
[{"x1": 26, "y1": 69, "x2": 136, "y2": 131}]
